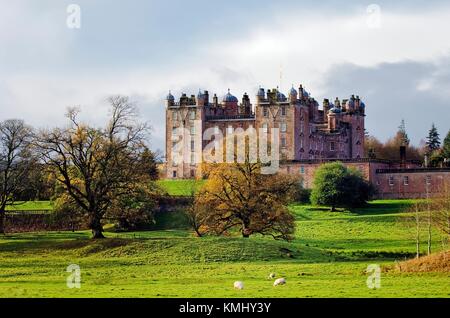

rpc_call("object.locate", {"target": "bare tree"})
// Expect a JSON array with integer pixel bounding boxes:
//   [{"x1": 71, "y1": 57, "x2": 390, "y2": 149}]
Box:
[
  {"x1": 35, "y1": 96, "x2": 150, "y2": 239},
  {"x1": 184, "y1": 179, "x2": 205, "y2": 237},
  {"x1": 0, "y1": 119, "x2": 33, "y2": 234},
  {"x1": 431, "y1": 181, "x2": 450, "y2": 241}
]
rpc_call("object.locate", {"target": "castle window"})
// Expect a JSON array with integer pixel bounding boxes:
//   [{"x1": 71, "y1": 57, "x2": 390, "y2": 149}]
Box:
[
  {"x1": 190, "y1": 170, "x2": 195, "y2": 177},
  {"x1": 227, "y1": 126, "x2": 233, "y2": 135},
  {"x1": 389, "y1": 176, "x2": 394, "y2": 186},
  {"x1": 190, "y1": 110, "x2": 196, "y2": 120},
  {"x1": 190, "y1": 153, "x2": 195, "y2": 165},
  {"x1": 281, "y1": 107, "x2": 286, "y2": 116},
  {"x1": 172, "y1": 171, "x2": 177, "y2": 178},
  {"x1": 300, "y1": 166, "x2": 305, "y2": 174},
  {"x1": 356, "y1": 140, "x2": 361, "y2": 145},
  {"x1": 330, "y1": 142, "x2": 336, "y2": 151},
  {"x1": 281, "y1": 123, "x2": 287, "y2": 132},
  {"x1": 191, "y1": 139, "x2": 195, "y2": 152},
  {"x1": 281, "y1": 137, "x2": 286, "y2": 148},
  {"x1": 403, "y1": 176, "x2": 409, "y2": 186},
  {"x1": 190, "y1": 126, "x2": 196, "y2": 135},
  {"x1": 426, "y1": 175, "x2": 432, "y2": 185},
  {"x1": 263, "y1": 107, "x2": 269, "y2": 117},
  {"x1": 262, "y1": 123, "x2": 268, "y2": 133},
  {"x1": 172, "y1": 127, "x2": 178, "y2": 135},
  {"x1": 172, "y1": 111, "x2": 178, "y2": 121}
]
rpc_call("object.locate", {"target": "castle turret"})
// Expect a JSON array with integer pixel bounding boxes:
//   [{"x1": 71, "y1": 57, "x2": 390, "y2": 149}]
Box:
[
  {"x1": 241, "y1": 92, "x2": 251, "y2": 115},
  {"x1": 165, "y1": 91, "x2": 175, "y2": 107},
  {"x1": 323, "y1": 98, "x2": 330, "y2": 116},
  {"x1": 289, "y1": 86, "x2": 298, "y2": 103}
]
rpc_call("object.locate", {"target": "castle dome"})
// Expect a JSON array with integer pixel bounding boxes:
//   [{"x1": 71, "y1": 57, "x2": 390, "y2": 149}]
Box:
[
  {"x1": 329, "y1": 107, "x2": 342, "y2": 114},
  {"x1": 277, "y1": 89, "x2": 287, "y2": 101},
  {"x1": 346, "y1": 95, "x2": 356, "y2": 108},
  {"x1": 289, "y1": 86, "x2": 298, "y2": 97},
  {"x1": 223, "y1": 89, "x2": 238, "y2": 103},
  {"x1": 166, "y1": 91, "x2": 175, "y2": 101},
  {"x1": 257, "y1": 86, "x2": 265, "y2": 97}
]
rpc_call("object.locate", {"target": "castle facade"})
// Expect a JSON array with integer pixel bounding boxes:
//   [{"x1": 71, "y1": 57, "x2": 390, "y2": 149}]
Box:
[{"x1": 165, "y1": 85, "x2": 366, "y2": 179}]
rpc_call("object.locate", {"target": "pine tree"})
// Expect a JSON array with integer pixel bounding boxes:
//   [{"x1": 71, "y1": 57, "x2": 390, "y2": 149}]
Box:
[
  {"x1": 426, "y1": 123, "x2": 441, "y2": 153},
  {"x1": 398, "y1": 119, "x2": 410, "y2": 146}
]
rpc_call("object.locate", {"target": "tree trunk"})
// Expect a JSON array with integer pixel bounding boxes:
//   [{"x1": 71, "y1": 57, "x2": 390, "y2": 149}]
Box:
[
  {"x1": 92, "y1": 227, "x2": 105, "y2": 239},
  {"x1": 89, "y1": 214, "x2": 105, "y2": 239},
  {"x1": 0, "y1": 209, "x2": 5, "y2": 234},
  {"x1": 331, "y1": 205, "x2": 337, "y2": 212},
  {"x1": 242, "y1": 219, "x2": 251, "y2": 238}
]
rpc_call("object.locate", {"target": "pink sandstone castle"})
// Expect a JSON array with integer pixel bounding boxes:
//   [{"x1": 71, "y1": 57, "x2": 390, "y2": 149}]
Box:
[{"x1": 165, "y1": 85, "x2": 450, "y2": 199}]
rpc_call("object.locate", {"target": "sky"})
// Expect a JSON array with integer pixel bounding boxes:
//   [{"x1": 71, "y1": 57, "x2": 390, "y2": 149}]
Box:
[{"x1": 1, "y1": 0, "x2": 450, "y2": 152}]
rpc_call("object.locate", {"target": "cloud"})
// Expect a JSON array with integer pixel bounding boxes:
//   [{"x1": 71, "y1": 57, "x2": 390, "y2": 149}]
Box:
[
  {"x1": 1, "y1": 1, "x2": 450, "y2": 151},
  {"x1": 320, "y1": 58, "x2": 450, "y2": 144}
]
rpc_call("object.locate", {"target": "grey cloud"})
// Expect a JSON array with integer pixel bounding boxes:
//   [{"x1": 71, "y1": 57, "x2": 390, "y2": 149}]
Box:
[{"x1": 320, "y1": 57, "x2": 450, "y2": 145}]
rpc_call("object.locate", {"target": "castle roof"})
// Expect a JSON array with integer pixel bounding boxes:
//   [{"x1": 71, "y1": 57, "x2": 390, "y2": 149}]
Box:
[{"x1": 223, "y1": 89, "x2": 238, "y2": 102}]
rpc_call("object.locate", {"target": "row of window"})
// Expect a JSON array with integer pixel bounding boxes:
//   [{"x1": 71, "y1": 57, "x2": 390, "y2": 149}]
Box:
[
  {"x1": 263, "y1": 106, "x2": 287, "y2": 117},
  {"x1": 172, "y1": 170, "x2": 196, "y2": 178},
  {"x1": 388, "y1": 175, "x2": 432, "y2": 186},
  {"x1": 172, "y1": 110, "x2": 196, "y2": 121}
]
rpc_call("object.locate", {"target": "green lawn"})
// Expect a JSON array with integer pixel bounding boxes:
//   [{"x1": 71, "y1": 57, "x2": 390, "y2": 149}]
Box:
[
  {"x1": 5, "y1": 201, "x2": 53, "y2": 211},
  {"x1": 0, "y1": 200, "x2": 448, "y2": 298},
  {"x1": 157, "y1": 179, "x2": 205, "y2": 196}
]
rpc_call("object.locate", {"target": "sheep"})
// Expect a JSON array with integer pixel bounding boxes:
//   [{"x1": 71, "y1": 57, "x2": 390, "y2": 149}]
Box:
[
  {"x1": 268, "y1": 273, "x2": 276, "y2": 279},
  {"x1": 273, "y1": 278, "x2": 286, "y2": 286},
  {"x1": 233, "y1": 281, "x2": 244, "y2": 290}
]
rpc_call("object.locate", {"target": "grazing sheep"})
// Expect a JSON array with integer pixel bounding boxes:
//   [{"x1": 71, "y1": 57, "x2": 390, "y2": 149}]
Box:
[
  {"x1": 273, "y1": 278, "x2": 286, "y2": 286},
  {"x1": 268, "y1": 273, "x2": 276, "y2": 279},
  {"x1": 234, "y1": 281, "x2": 244, "y2": 290}
]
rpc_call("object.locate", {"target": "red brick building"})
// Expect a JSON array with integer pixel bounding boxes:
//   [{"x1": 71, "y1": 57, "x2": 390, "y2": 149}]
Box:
[{"x1": 279, "y1": 159, "x2": 450, "y2": 199}]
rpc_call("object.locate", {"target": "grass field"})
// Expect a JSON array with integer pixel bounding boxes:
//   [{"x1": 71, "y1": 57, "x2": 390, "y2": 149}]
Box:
[
  {"x1": 0, "y1": 200, "x2": 448, "y2": 298},
  {"x1": 5, "y1": 201, "x2": 53, "y2": 211},
  {"x1": 157, "y1": 179, "x2": 205, "y2": 196}
]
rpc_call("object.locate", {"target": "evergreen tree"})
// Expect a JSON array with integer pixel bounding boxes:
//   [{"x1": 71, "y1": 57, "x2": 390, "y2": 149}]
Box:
[
  {"x1": 398, "y1": 119, "x2": 410, "y2": 146},
  {"x1": 426, "y1": 123, "x2": 441, "y2": 153}
]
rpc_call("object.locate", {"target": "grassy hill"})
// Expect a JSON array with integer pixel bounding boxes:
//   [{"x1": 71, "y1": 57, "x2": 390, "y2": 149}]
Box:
[{"x1": 0, "y1": 200, "x2": 448, "y2": 298}]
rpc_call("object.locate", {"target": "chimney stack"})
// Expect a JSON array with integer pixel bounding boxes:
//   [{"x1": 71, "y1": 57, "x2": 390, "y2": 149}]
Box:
[{"x1": 400, "y1": 146, "x2": 406, "y2": 168}]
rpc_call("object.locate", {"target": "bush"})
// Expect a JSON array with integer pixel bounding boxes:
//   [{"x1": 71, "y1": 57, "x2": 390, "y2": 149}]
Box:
[{"x1": 294, "y1": 187, "x2": 312, "y2": 204}]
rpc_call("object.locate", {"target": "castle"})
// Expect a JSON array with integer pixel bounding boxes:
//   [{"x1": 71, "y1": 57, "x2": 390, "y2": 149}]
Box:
[
  {"x1": 165, "y1": 85, "x2": 365, "y2": 178},
  {"x1": 164, "y1": 85, "x2": 450, "y2": 199}
]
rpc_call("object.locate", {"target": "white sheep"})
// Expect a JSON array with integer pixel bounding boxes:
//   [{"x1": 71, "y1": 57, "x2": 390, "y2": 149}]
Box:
[
  {"x1": 268, "y1": 273, "x2": 276, "y2": 279},
  {"x1": 234, "y1": 281, "x2": 244, "y2": 290},
  {"x1": 273, "y1": 278, "x2": 286, "y2": 286}
]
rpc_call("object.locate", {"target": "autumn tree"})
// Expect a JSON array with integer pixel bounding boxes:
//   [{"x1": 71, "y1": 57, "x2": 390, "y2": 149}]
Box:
[
  {"x1": 364, "y1": 132, "x2": 422, "y2": 161},
  {"x1": 0, "y1": 120, "x2": 33, "y2": 234},
  {"x1": 36, "y1": 96, "x2": 153, "y2": 239},
  {"x1": 194, "y1": 160, "x2": 298, "y2": 241}
]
